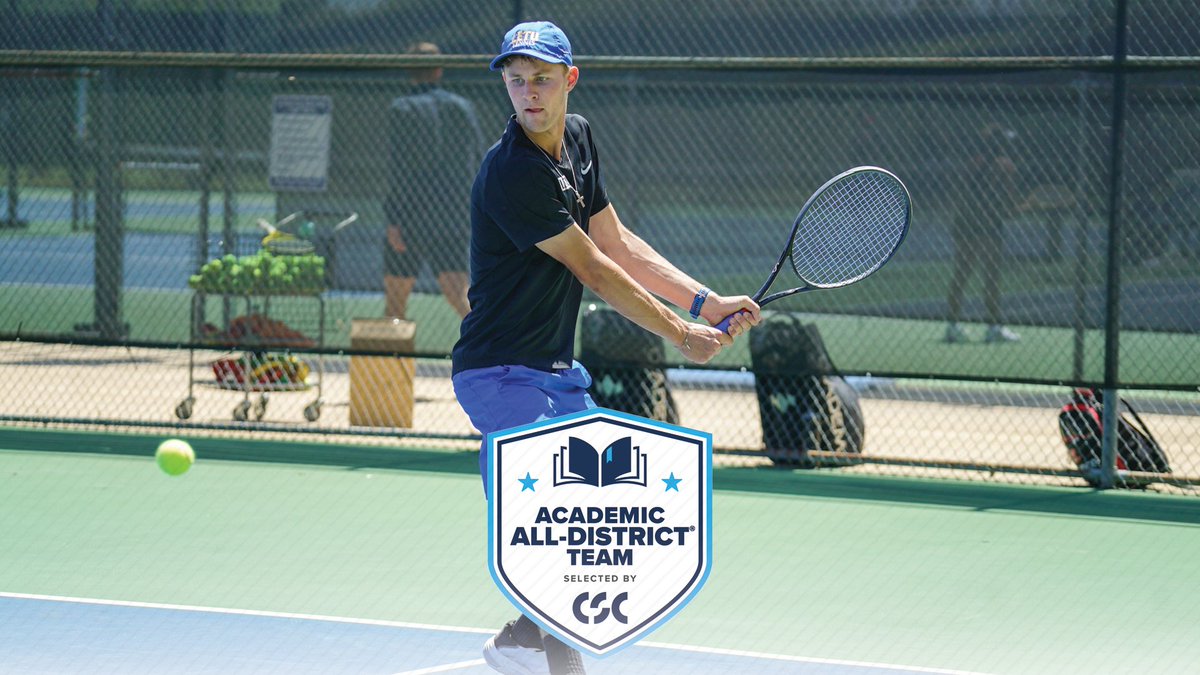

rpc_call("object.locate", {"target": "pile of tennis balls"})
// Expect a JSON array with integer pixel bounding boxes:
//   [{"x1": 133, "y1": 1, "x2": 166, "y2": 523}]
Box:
[{"x1": 189, "y1": 252, "x2": 325, "y2": 295}]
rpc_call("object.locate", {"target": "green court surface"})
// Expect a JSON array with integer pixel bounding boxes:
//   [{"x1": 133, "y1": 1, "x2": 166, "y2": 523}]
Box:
[{"x1": 2, "y1": 427, "x2": 1200, "y2": 674}]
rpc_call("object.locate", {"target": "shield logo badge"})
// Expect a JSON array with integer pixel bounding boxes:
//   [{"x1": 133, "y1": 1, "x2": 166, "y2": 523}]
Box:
[{"x1": 488, "y1": 408, "x2": 713, "y2": 657}]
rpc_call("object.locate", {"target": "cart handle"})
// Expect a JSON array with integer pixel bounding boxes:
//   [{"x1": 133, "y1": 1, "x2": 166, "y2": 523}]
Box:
[
  {"x1": 332, "y1": 212, "x2": 358, "y2": 231},
  {"x1": 256, "y1": 217, "x2": 278, "y2": 235},
  {"x1": 258, "y1": 211, "x2": 358, "y2": 234}
]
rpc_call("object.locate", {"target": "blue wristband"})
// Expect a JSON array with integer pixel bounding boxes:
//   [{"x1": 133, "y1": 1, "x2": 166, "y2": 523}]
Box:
[{"x1": 689, "y1": 287, "x2": 711, "y2": 319}]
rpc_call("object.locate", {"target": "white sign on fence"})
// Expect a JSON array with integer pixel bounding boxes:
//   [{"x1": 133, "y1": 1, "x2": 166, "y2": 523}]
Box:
[{"x1": 269, "y1": 95, "x2": 332, "y2": 192}]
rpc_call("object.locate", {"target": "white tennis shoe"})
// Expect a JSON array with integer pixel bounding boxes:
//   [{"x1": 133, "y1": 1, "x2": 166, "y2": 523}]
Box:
[
  {"x1": 482, "y1": 620, "x2": 549, "y2": 675},
  {"x1": 944, "y1": 322, "x2": 969, "y2": 343},
  {"x1": 985, "y1": 324, "x2": 1021, "y2": 343}
]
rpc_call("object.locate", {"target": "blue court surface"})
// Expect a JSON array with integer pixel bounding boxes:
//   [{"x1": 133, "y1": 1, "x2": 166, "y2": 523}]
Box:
[{"x1": 0, "y1": 594, "x2": 980, "y2": 675}]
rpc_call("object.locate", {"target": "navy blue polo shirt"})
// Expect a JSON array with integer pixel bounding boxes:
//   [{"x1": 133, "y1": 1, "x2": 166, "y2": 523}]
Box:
[{"x1": 452, "y1": 113, "x2": 610, "y2": 375}]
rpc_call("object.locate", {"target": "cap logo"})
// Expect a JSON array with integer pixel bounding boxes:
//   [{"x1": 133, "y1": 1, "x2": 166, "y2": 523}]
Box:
[{"x1": 511, "y1": 30, "x2": 540, "y2": 49}]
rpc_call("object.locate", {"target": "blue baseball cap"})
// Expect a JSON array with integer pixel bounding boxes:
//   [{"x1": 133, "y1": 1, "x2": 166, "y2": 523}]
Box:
[{"x1": 489, "y1": 21, "x2": 573, "y2": 72}]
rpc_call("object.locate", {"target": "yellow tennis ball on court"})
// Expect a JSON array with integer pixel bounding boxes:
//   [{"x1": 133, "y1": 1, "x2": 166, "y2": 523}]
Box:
[{"x1": 155, "y1": 439, "x2": 195, "y2": 476}]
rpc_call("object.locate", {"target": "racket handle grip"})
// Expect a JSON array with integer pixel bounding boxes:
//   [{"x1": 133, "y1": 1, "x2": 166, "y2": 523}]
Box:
[{"x1": 714, "y1": 312, "x2": 741, "y2": 334}]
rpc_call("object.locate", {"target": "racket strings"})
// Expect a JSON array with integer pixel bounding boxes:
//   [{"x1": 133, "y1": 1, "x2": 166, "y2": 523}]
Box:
[{"x1": 791, "y1": 170, "x2": 909, "y2": 287}]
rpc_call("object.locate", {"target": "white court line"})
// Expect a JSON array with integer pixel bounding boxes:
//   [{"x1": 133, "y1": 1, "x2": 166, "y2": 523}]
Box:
[
  {"x1": 390, "y1": 659, "x2": 486, "y2": 675},
  {"x1": 635, "y1": 639, "x2": 990, "y2": 675},
  {"x1": 1, "y1": 592, "x2": 990, "y2": 675},
  {"x1": 0, "y1": 591, "x2": 491, "y2": 636}
]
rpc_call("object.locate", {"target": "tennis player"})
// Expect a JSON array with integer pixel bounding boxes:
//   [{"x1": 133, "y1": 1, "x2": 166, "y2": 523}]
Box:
[{"x1": 452, "y1": 21, "x2": 760, "y2": 675}]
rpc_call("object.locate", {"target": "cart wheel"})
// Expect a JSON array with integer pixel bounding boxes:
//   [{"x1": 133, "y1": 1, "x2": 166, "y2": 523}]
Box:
[
  {"x1": 233, "y1": 399, "x2": 251, "y2": 422},
  {"x1": 174, "y1": 398, "x2": 194, "y2": 420},
  {"x1": 303, "y1": 400, "x2": 322, "y2": 422},
  {"x1": 254, "y1": 393, "x2": 269, "y2": 421}
]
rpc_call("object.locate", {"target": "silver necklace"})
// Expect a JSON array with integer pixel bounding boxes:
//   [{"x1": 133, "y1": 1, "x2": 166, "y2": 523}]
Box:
[{"x1": 536, "y1": 139, "x2": 585, "y2": 212}]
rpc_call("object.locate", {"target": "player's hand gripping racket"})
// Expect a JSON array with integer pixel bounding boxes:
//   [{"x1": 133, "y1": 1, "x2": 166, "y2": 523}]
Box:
[{"x1": 715, "y1": 166, "x2": 911, "y2": 332}]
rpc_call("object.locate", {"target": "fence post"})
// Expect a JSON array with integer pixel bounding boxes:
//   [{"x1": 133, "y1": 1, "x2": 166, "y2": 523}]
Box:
[
  {"x1": 1099, "y1": 0, "x2": 1131, "y2": 489},
  {"x1": 70, "y1": 68, "x2": 90, "y2": 232},
  {"x1": 90, "y1": 0, "x2": 126, "y2": 341}
]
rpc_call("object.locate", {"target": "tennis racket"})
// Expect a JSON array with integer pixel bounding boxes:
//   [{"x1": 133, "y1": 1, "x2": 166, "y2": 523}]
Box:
[{"x1": 715, "y1": 166, "x2": 911, "y2": 332}]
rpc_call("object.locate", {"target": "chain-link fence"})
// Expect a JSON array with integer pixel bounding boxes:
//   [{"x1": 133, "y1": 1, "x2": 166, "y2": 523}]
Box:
[{"x1": 0, "y1": 1, "x2": 1197, "y2": 491}]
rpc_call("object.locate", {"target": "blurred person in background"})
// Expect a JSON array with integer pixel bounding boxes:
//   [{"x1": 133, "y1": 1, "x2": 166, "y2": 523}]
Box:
[
  {"x1": 383, "y1": 41, "x2": 485, "y2": 320},
  {"x1": 1130, "y1": 167, "x2": 1200, "y2": 267},
  {"x1": 945, "y1": 123, "x2": 1023, "y2": 344}
]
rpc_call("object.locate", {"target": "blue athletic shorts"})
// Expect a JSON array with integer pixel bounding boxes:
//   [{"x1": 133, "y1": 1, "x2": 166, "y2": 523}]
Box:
[{"x1": 452, "y1": 361, "x2": 596, "y2": 493}]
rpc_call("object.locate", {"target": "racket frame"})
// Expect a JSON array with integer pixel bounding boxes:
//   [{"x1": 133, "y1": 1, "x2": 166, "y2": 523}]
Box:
[
  {"x1": 713, "y1": 166, "x2": 910, "y2": 333},
  {"x1": 755, "y1": 165, "x2": 911, "y2": 305}
]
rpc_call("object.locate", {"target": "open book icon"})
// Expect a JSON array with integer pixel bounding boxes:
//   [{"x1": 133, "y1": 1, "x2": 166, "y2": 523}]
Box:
[{"x1": 553, "y1": 436, "x2": 647, "y2": 487}]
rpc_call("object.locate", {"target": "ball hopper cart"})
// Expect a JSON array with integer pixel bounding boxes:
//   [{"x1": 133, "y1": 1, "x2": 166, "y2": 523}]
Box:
[{"x1": 174, "y1": 210, "x2": 358, "y2": 422}]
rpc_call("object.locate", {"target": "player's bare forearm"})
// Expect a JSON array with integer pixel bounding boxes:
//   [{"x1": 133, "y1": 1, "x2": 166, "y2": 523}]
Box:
[
  {"x1": 590, "y1": 204, "x2": 761, "y2": 334},
  {"x1": 537, "y1": 224, "x2": 730, "y2": 363},
  {"x1": 580, "y1": 258, "x2": 733, "y2": 364},
  {"x1": 589, "y1": 205, "x2": 699, "y2": 310},
  {"x1": 540, "y1": 224, "x2": 684, "y2": 343}
]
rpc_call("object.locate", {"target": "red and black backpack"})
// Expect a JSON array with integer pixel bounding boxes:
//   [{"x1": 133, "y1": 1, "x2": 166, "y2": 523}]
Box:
[{"x1": 1058, "y1": 388, "x2": 1170, "y2": 486}]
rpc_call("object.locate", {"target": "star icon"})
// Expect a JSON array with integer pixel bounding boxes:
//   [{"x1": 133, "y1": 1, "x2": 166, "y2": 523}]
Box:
[
  {"x1": 518, "y1": 472, "x2": 538, "y2": 492},
  {"x1": 662, "y1": 472, "x2": 682, "y2": 492}
]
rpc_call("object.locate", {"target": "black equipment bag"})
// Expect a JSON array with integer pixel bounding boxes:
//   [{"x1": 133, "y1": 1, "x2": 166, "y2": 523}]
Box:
[
  {"x1": 750, "y1": 314, "x2": 864, "y2": 466},
  {"x1": 579, "y1": 306, "x2": 678, "y2": 423}
]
